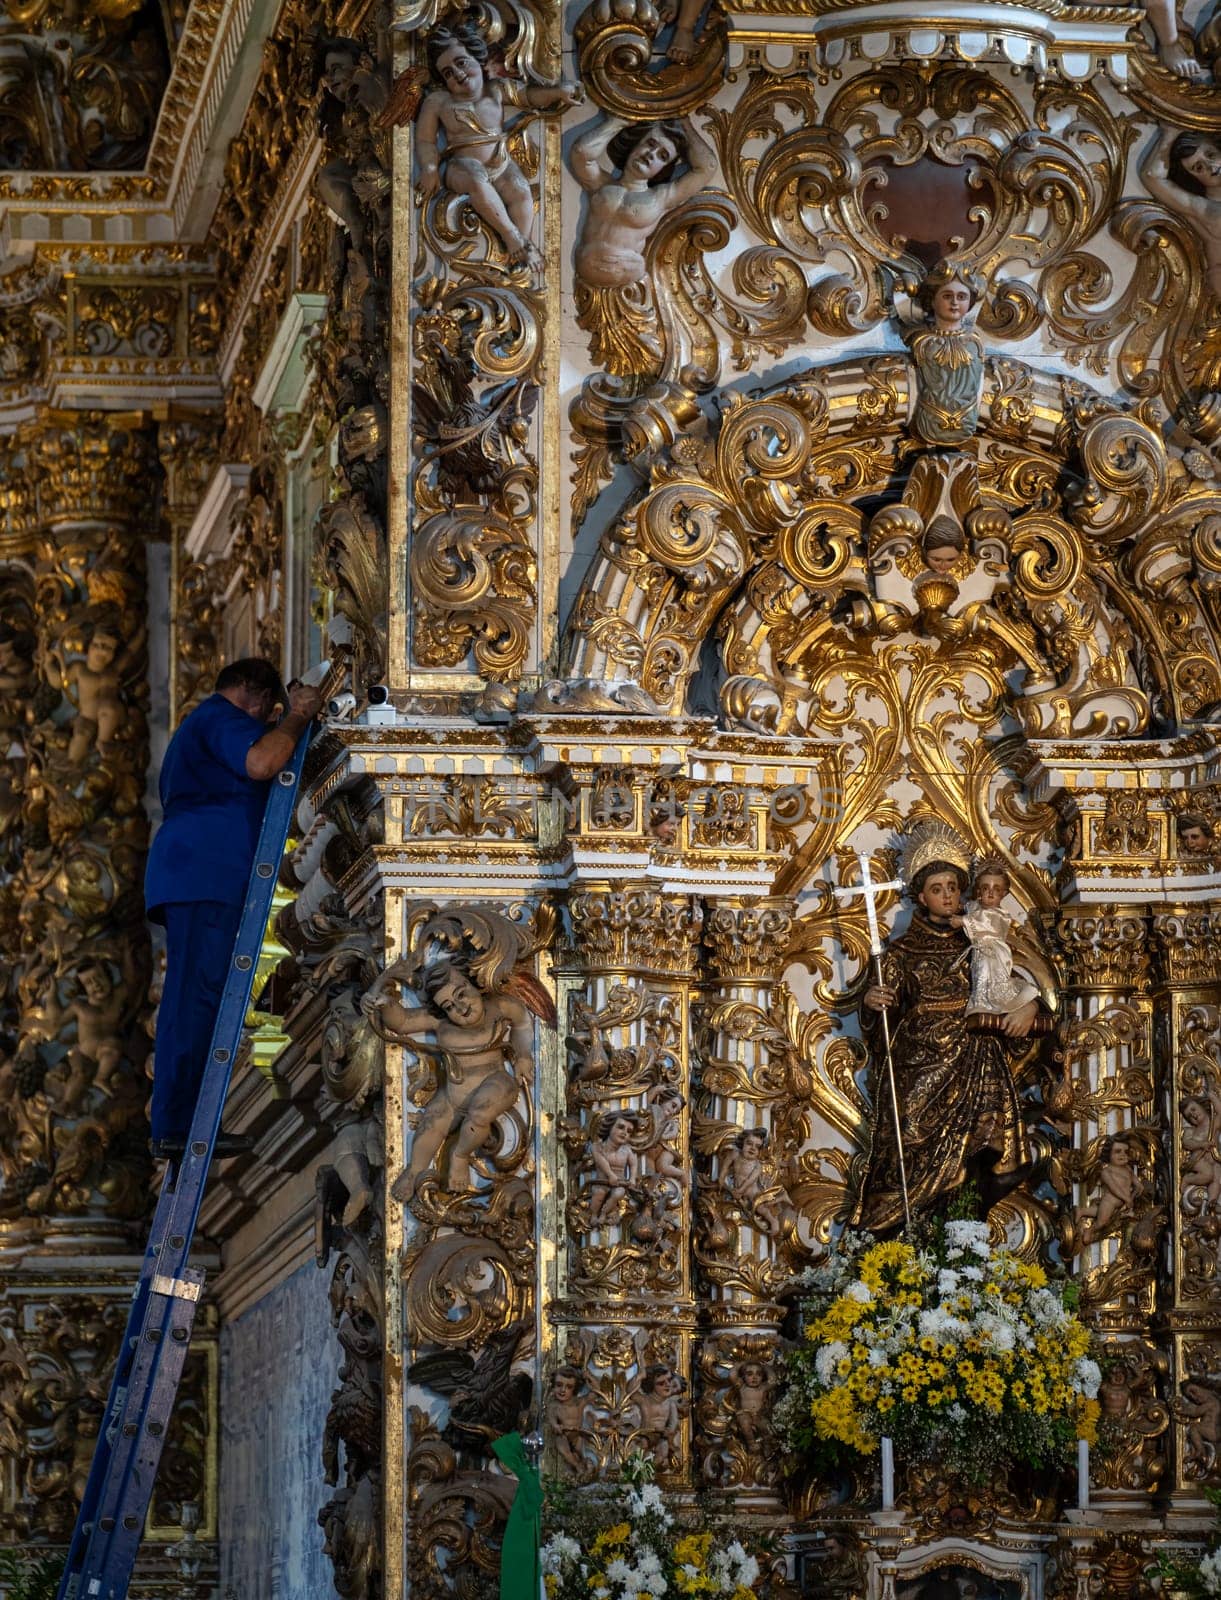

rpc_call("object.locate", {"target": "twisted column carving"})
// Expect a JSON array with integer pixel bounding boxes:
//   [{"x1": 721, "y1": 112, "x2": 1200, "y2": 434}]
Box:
[
  {"x1": 553, "y1": 887, "x2": 702, "y2": 1485},
  {"x1": 1150, "y1": 907, "x2": 1221, "y2": 1506},
  {"x1": 693, "y1": 896, "x2": 796, "y2": 1507},
  {"x1": 0, "y1": 410, "x2": 158, "y2": 1542},
  {"x1": 1054, "y1": 906, "x2": 1166, "y2": 1511}
]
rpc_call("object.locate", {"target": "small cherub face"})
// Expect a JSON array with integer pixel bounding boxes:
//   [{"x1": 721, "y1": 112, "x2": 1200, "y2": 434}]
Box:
[
  {"x1": 649, "y1": 1368, "x2": 675, "y2": 1396},
  {"x1": 436, "y1": 42, "x2": 484, "y2": 98},
  {"x1": 1182, "y1": 139, "x2": 1221, "y2": 187},
  {"x1": 924, "y1": 543, "x2": 959, "y2": 575},
  {"x1": 79, "y1": 965, "x2": 110, "y2": 1004},
  {"x1": 741, "y1": 1362, "x2": 765, "y2": 1387},
  {"x1": 608, "y1": 1116, "x2": 633, "y2": 1146},
  {"x1": 1110, "y1": 1139, "x2": 1132, "y2": 1167},
  {"x1": 624, "y1": 131, "x2": 678, "y2": 184},
  {"x1": 432, "y1": 969, "x2": 485, "y2": 1026},
  {"x1": 931, "y1": 279, "x2": 972, "y2": 329},
  {"x1": 322, "y1": 47, "x2": 359, "y2": 99},
  {"x1": 1184, "y1": 1099, "x2": 1208, "y2": 1130},
  {"x1": 974, "y1": 873, "x2": 1007, "y2": 909},
  {"x1": 86, "y1": 632, "x2": 119, "y2": 671},
  {"x1": 1180, "y1": 822, "x2": 1212, "y2": 854},
  {"x1": 739, "y1": 1132, "x2": 763, "y2": 1158},
  {"x1": 553, "y1": 1372, "x2": 577, "y2": 1401}
]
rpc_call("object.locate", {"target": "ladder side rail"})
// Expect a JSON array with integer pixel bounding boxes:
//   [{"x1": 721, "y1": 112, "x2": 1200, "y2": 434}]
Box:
[
  {"x1": 55, "y1": 727, "x2": 311, "y2": 1600},
  {"x1": 57, "y1": 1175, "x2": 184, "y2": 1594}
]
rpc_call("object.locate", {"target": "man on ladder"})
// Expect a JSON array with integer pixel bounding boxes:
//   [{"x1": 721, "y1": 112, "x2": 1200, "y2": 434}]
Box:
[{"x1": 144, "y1": 658, "x2": 322, "y2": 1159}]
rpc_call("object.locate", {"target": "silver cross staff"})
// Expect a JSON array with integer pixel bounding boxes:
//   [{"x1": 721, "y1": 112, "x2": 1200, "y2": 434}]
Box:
[{"x1": 834, "y1": 853, "x2": 912, "y2": 1233}]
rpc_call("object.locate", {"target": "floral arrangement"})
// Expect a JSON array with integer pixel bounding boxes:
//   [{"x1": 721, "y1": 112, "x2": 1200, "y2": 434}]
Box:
[
  {"x1": 776, "y1": 1220, "x2": 1102, "y2": 1484},
  {"x1": 541, "y1": 1459, "x2": 762, "y2": 1600}
]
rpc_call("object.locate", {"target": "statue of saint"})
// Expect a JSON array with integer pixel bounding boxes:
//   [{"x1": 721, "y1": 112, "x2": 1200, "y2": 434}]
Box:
[
  {"x1": 854, "y1": 822, "x2": 1055, "y2": 1233},
  {"x1": 901, "y1": 260, "x2": 986, "y2": 448}
]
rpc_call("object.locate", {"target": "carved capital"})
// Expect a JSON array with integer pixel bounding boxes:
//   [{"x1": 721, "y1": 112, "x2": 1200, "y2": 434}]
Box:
[
  {"x1": 157, "y1": 414, "x2": 222, "y2": 526},
  {"x1": 30, "y1": 411, "x2": 155, "y2": 529},
  {"x1": 703, "y1": 898, "x2": 795, "y2": 984},
  {"x1": 1055, "y1": 906, "x2": 1150, "y2": 992},
  {"x1": 569, "y1": 889, "x2": 702, "y2": 976},
  {"x1": 1151, "y1": 908, "x2": 1221, "y2": 989}
]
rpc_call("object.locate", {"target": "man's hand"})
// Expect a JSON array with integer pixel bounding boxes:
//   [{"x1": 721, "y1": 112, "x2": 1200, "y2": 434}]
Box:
[
  {"x1": 864, "y1": 984, "x2": 896, "y2": 1012},
  {"x1": 513, "y1": 1055, "x2": 534, "y2": 1088},
  {"x1": 288, "y1": 683, "x2": 322, "y2": 720}
]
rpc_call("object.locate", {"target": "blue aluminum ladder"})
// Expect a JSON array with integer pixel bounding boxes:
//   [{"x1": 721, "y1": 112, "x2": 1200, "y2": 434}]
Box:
[{"x1": 55, "y1": 726, "x2": 312, "y2": 1600}]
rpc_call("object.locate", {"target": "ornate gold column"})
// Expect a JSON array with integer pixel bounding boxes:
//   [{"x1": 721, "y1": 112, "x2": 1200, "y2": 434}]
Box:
[
  {"x1": 554, "y1": 882, "x2": 702, "y2": 1484},
  {"x1": 694, "y1": 896, "x2": 795, "y2": 1508},
  {"x1": 0, "y1": 409, "x2": 158, "y2": 1541},
  {"x1": 1055, "y1": 906, "x2": 1167, "y2": 1515},
  {"x1": 1150, "y1": 906, "x2": 1221, "y2": 1516}
]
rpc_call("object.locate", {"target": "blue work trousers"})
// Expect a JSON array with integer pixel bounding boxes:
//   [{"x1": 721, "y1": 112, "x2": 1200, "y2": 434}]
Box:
[{"x1": 151, "y1": 900, "x2": 243, "y2": 1143}]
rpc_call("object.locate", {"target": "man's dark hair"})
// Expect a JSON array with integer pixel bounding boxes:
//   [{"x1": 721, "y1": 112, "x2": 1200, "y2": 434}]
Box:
[
  {"x1": 216, "y1": 659, "x2": 287, "y2": 704},
  {"x1": 607, "y1": 119, "x2": 688, "y2": 186},
  {"x1": 910, "y1": 858, "x2": 969, "y2": 896}
]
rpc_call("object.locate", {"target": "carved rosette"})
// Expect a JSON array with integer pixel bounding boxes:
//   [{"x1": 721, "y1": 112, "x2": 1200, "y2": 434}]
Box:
[
  {"x1": 694, "y1": 897, "x2": 794, "y2": 1503},
  {"x1": 555, "y1": 886, "x2": 702, "y2": 1484}
]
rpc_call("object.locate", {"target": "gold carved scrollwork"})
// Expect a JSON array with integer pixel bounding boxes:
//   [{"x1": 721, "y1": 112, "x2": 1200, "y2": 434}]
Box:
[
  {"x1": 573, "y1": 0, "x2": 727, "y2": 119},
  {"x1": 410, "y1": 506, "x2": 536, "y2": 682}
]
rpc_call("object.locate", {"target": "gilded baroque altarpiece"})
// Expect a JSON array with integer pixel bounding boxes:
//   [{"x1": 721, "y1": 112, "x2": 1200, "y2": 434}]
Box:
[{"x1": 3, "y1": 0, "x2": 1221, "y2": 1592}]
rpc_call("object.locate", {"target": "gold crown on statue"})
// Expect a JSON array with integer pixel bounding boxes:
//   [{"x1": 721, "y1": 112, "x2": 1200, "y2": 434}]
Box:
[{"x1": 900, "y1": 818, "x2": 972, "y2": 883}]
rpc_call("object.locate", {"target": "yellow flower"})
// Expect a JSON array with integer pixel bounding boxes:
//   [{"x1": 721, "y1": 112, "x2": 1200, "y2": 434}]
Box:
[
  {"x1": 545, "y1": 1577, "x2": 559, "y2": 1597},
  {"x1": 878, "y1": 1395, "x2": 895, "y2": 1412}
]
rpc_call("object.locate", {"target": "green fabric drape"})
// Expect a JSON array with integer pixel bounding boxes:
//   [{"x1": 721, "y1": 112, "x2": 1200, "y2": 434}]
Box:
[{"x1": 492, "y1": 1431, "x2": 542, "y2": 1600}]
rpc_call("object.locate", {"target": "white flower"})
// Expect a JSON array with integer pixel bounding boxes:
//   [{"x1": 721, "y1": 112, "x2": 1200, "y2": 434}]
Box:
[
  {"x1": 937, "y1": 1269, "x2": 960, "y2": 1296},
  {"x1": 961, "y1": 1265, "x2": 984, "y2": 1282},
  {"x1": 606, "y1": 1560, "x2": 632, "y2": 1585},
  {"x1": 1200, "y1": 1548, "x2": 1221, "y2": 1596},
  {"x1": 816, "y1": 1340, "x2": 849, "y2": 1387},
  {"x1": 845, "y1": 1280, "x2": 874, "y2": 1303},
  {"x1": 542, "y1": 1536, "x2": 581, "y2": 1573},
  {"x1": 945, "y1": 1220, "x2": 992, "y2": 1258},
  {"x1": 1074, "y1": 1359, "x2": 1102, "y2": 1400}
]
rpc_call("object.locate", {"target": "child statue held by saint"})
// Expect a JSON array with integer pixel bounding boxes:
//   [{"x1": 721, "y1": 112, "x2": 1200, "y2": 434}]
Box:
[{"x1": 952, "y1": 860, "x2": 1039, "y2": 1021}]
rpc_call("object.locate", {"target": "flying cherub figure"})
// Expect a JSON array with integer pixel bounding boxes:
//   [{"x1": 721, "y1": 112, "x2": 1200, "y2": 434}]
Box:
[
  {"x1": 362, "y1": 958, "x2": 536, "y2": 1202},
  {"x1": 1076, "y1": 1134, "x2": 1148, "y2": 1243},
  {"x1": 53, "y1": 620, "x2": 145, "y2": 765},
  {"x1": 404, "y1": 21, "x2": 582, "y2": 269}
]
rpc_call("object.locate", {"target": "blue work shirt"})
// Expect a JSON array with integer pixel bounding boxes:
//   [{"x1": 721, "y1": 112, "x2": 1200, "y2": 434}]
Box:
[{"x1": 145, "y1": 694, "x2": 270, "y2": 922}]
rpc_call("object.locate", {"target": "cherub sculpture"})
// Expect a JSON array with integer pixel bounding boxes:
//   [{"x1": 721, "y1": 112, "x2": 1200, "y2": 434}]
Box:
[
  {"x1": 728, "y1": 1359, "x2": 775, "y2": 1453},
  {"x1": 1179, "y1": 1379, "x2": 1221, "y2": 1472},
  {"x1": 1181, "y1": 1090, "x2": 1221, "y2": 1207},
  {"x1": 546, "y1": 1364, "x2": 592, "y2": 1475},
  {"x1": 720, "y1": 1128, "x2": 784, "y2": 1234},
  {"x1": 412, "y1": 21, "x2": 582, "y2": 269},
  {"x1": 1143, "y1": 128, "x2": 1221, "y2": 299},
  {"x1": 625, "y1": 1361, "x2": 680, "y2": 1469},
  {"x1": 588, "y1": 1109, "x2": 639, "y2": 1224},
  {"x1": 1076, "y1": 1134, "x2": 1149, "y2": 1243},
  {"x1": 900, "y1": 260, "x2": 986, "y2": 448},
  {"x1": 1140, "y1": 0, "x2": 1206, "y2": 79},
  {"x1": 643, "y1": 1084, "x2": 685, "y2": 1185},
  {"x1": 571, "y1": 115, "x2": 717, "y2": 378},
  {"x1": 54, "y1": 621, "x2": 144, "y2": 765},
  {"x1": 362, "y1": 958, "x2": 536, "y2": 1202},
  {"x1": 314, "y1": 37, "x2": 389, "y2": 254}
]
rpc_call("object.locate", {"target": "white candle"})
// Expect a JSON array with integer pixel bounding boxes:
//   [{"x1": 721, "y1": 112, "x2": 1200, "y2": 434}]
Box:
[
  {"x1": 881, "y1": 1436, "x2": 895, "y2": 1509},
  {"x1": 1077, "y1": 1437, "x2": 1089, "y2": 1510}
]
